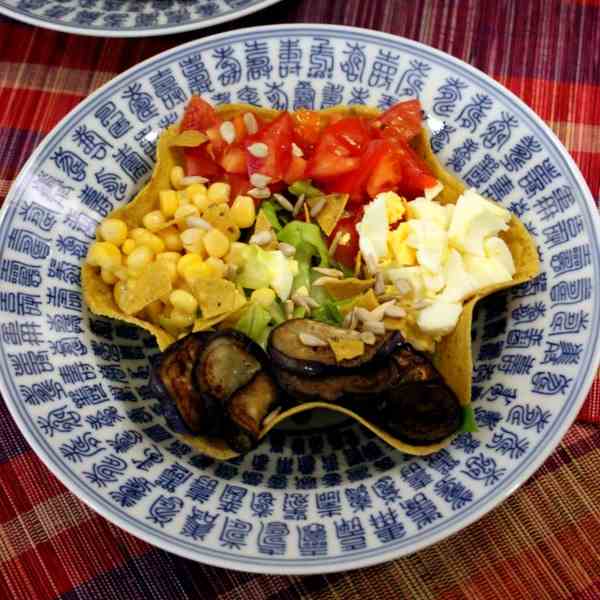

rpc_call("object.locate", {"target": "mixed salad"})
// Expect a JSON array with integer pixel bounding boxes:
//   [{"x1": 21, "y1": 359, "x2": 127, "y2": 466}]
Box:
[{"x1": 83, "y1": 97, "x2": 538, "y2": 457}]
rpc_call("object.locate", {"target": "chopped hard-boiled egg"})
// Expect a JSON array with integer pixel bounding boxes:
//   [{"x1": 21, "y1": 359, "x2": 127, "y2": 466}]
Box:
[
  {"x1": 388, "y1": 223, "x2": 416, "y2": 266},
  {"x1": 424, "y1": 181, "x2": 444, "y2": 201},
  {"x1": 357, "y1": 193, "x2": 389, "y2": 262},
  {"x1": 447, "y1": 188, "x2": 511, "y2": 256},
  {"x1": 381, "y1": 191, "x2": 407, "y2": 224},
  {"x1": 485, "y1": 236, "x2": 516, "y2": 276},
  {"x1": 438, "y1": 249, "x2": 478, "y2": 303},
  {"x1": 417, "y1": 301, "x2": 463, "y2": 338},
  {"x1": 408, "y1": 197, "x2": 451, "y2": 229},
  {"x1": 406, "y1": 219, "x2": 448, "y2": 274}
]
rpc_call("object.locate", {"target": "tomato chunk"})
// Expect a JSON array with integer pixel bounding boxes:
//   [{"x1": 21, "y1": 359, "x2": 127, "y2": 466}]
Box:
[
  {"x1": 246, "y1": 112, "x2": 294, "y2": 182},
  {"x1": 184, "y1": 149, "x2": 223, "y2": 180},
  {"x1": 328, "y1": 215, "x2": 361, "y2": 268},
  {"x1": 181, "y1": 97, "x2": 220, "y2": 132},
  {"x1": 373, "y1": 99, "x2": 423, "y2": 143}
]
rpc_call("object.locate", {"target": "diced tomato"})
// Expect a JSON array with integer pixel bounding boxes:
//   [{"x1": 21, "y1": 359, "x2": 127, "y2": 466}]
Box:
[
  {"x1": 366, "y1": 151, "x2": 403, "y2": 198},
  {"x1": 328, "y1": 215, "x2": 361, "y2": 268},
  {"x1": 283, "y1": 156, "x2": 307, "y2": 184},
  {"x1": 322, "y1": 139, "x2": 392, "y2": 202},
  {"x1": 184, "y1": 148, "x2": 223, "y2": 180},
  {"x1": 308, "y1": 154, "x2": 360, "y2": 180},
  {"x1": 246, "y1": 112, "x2": 294, "y2": 181},
  {"x1": 226, "y1": 173, "x2": 251, "y2": 200},
  {"x1": 293, "y1": 110, "x2": 321, "y2": 152},
  {"x1": 232, "y1": 114, "x2": 247, "y2": 143},
  {"x1": 221, "y1": 146, "x2": 247, "y2": 174},
  {"x1": 372, "y1": 99, "x2": 423, "y2": 143},
  {"x1": 180, "y1": 97, "x2": 220, "y2": 132},
  {"x1": 391, "y1": 139, "x2": 438, "y2": 199},
  {"x1": 325, "y1": 117, "x2": 371, "y2": 156}
]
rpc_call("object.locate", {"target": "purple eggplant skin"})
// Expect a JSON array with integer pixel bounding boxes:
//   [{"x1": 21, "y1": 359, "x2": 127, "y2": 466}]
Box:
[
  {"x1": 268, "y1": 319, "x2": 403, "y2": 376},
  {"x1": 223, "y1": 371, "x2": 280, "y2": 453},
  {"x1": 150, "y1": 332, "x2": 222, "y2": 436},
  {"x1": 194, "y1": 329, "x2": 270, "y2": 404},
  {"x1": 371, "y1": 381, "x2": 462, "y2": 445}
]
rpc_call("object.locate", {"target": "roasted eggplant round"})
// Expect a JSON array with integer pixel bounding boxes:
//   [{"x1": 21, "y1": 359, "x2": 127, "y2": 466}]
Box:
[
  {"x1": 372, "y1": 382, "x2": 462, "y2": 445},
  {"x1": 268, "y1": 319, "x2": 402, "y2": 376},
  {"x1": 149, "y1": 332, "x2": 220, "y2": 435}
]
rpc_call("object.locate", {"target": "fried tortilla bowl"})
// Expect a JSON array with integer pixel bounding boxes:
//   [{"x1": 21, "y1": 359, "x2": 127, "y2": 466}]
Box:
[{"x1": 83, "y1": 103, "x2": 540, "y2": 459}]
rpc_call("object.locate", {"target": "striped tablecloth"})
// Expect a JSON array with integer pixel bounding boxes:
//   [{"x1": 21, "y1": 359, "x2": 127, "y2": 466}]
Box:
[{"x1": 1, "y1": 1, "x2": 599, "y2": 598}]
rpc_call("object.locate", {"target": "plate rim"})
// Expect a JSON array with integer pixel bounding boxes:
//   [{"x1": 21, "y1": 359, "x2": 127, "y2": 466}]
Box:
[
  {"x1": 1, "y1": 23, "x2": 599, "y2": 574},
  {"x1": 0, "y1": 0, "x2": 283, "y2": 38}
]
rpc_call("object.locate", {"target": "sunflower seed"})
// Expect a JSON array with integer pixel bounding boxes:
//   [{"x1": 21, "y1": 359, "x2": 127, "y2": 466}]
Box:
[
  {"x1": 293, "y1": 294, "x2": 310, "y2": 310},
  {"x1": 303, "y1": 296, "x2": 320, "y2": 309},
  {"x1": 299, "y1": 332, "x2": 328, "y2": 347},
  {"x1": 243, "y1": 112, "x2": 258, "y2": 135},
  {"x1": 273, "y1": 193, "x2": 294, "y2": 212},
  {"x1": 293, "y1": 193, "x2": 305, "y2": 216},
  {"x1": 412, "y1": 299, "x2": 433, "y2": 310},
  {"x1": 248, "y1": 142, "x2": 268, "y2": 158},
  {"x1": 313, "y1": 267, "x2": 344, "y2": 279},
  {"x1": 180, "y1": 175, "x2": 208, "y2": 186},
  {"x1": 250, "y1": 172, "x2": 272, "y2": 188},
  {"x1": 384, "y1": 304, "x2": 406, "y2": 318},
  {"x1": 249, "y1": 230, "x2": 274, "y2": 246},
  {"x1": 219, "y1": 120, "x2": 236, "y2": 144},
  {"x1": 248, "y1": 186, "x2": 271, "y2": 199},
  {"x1": 310, "y1": 196, "x2": 327, "y2": 217},
  {"x1": 369, "y1": 300, "x2": 395, "y2": 321},
  {"x1": 360, "y1": 331, "x2": 377, "y2": 345},
  {"x1": 292, "y1": 142, "x2": 304, "y2": 157},
  {"x1": 186, "y1": 216, "x2": 212, "y2": 230},
  {"x1": 374, "y1": 271, "x2": 385, "y2": 295},
  {"x1": 312, "y1": 276, "x2": 339, "y2": 287},
  {"x1": 278, "y1": 242, "x2": 296, "y2": 257},
  {"x1": 355, "y1": 307, "x2": 374, "y2": 323},
  {"x1": 362, "y1": 320, "x2": 386, "y2": 335}
]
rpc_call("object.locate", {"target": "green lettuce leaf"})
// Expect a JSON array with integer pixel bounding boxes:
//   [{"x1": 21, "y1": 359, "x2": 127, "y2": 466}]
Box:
[{"x1": 234, "y1": 303, "x2": 273, "y2": 347}]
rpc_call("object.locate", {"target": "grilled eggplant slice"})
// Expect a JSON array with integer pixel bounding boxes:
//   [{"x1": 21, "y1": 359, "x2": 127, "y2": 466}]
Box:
[
  {"x1": 150, "y1": 332, "x2": 220, "y2": 435},
  {"x1": 224, "y1": 372, "x2": 279, "y2": 453},
  {"x1": 372, "y1": 381, "x2": 462, "y2": 445},
  {"x1": 274, "y1": 360, "x2": 399, "y2": 403},
  {"x1": 194, "y1": 330, "x2": 267, "y2": 403},
  {"x1": 268, "y1": 319, "x2": 401, "y2": 376}
]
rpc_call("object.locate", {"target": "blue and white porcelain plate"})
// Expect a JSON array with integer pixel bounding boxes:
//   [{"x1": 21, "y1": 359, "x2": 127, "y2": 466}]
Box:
[
  {"x1": 1, "y1": 25, "x2": 598, "y2": 574},
  {"x1": 0, "y1": 0, "x2": 282, "y2": 37}
]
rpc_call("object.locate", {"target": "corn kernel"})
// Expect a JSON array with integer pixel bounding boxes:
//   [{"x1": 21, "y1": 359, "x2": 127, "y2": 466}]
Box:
[
  {"x1": 170, "y1": 289, "x2": 198, "y2": 315},
  {"x1": 159, "y1": 189, "x2": 179, "y2": 217},
  {"x1": 177, "y1": 253, "x2": 204, "y2": 278},
  {"x1": 192, "y1": 193, "x2": 212, "y2": 212},
  {"x1": 174, "y1": 204, "x2": 199, "y2": 222},
  {"x1": 170, "y1": 166, "x2": 185, "y2": 190},
  {"x1": 204, "y1": 257, "x2": 226, "y2": 278},
  {"x1": 230, "y1": 195, "x2": 256, "y2": 229},
  {"x1": 146, "y1": 300, "x2": 163, "y2": 324},
  {"x1": 131, "y1": 229, "x2": 165, "y2": 254},
  {"x1": 169, "y1": 309, "x2": 195, "y2": 330},
  {"x1": 142, "y1": 210, "x2": 166, "y2": 232},
  {"x1": 184, "y1": 183, "x2": 207, "y2": 199},
  {"x1": 180, "y1": 228, "x2": 206, "y2": 255},
  {"x1": 157, "y1": 226, "x2": 183, "y2": 252},
  {"x1": 251, "y1": 287, "x2": 276, "y2": 307},
  {"x1": 157, "y1": 251, "x2": 182, "y2": 264},
  {"x1": 101, "y1": 267, "x2": 118, "y2": 285},
  {"x1": 100, "y1": 219, "x2": 128, "y2": 246},
  {"x1": 203, "y1": 228, "x2": 230, "y2": 258},
  {"x1": 87, "y1": 241, "x2": 122, "y2": 270},
  {"x1": 122, "y1": 239, "x2": 136, "y2": 255},
  {"x1": 207, "y1": 182, "x2": 231, "y2": 205},
  {"x1": 126, "y1": 245, "x2": 154, "y2": 270},
  {"x1": 177, "y1": 190, "x2": 191, "y2": 205}
]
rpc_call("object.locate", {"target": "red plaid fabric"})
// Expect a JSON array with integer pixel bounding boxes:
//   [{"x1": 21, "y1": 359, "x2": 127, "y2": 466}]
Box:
[{"x1": 0, "y1": 1, "x2": 599, "y2": 597}]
